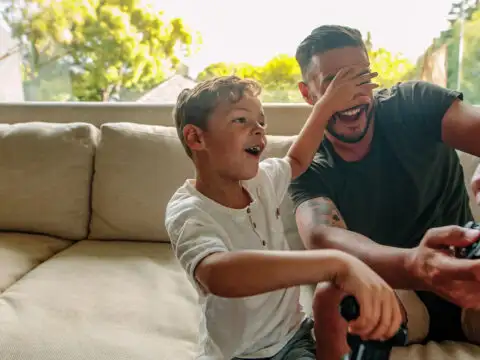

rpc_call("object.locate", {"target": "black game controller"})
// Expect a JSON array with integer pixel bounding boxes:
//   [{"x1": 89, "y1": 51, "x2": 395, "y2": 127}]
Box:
[
  {"x1": 339, "y1": 295, "x2": 408, "y2": 360},
  {"x1": 456, "y1": 221, "x2": 480, "y2": 259}
]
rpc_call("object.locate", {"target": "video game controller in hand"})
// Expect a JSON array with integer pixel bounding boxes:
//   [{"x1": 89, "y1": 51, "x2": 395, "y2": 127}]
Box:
[
  {"x1": 339, "y1": 295, "x2": 408, "y2": 360},
  {"x1": 456, "y1": 221, "x2": 480, "y2": 259}
]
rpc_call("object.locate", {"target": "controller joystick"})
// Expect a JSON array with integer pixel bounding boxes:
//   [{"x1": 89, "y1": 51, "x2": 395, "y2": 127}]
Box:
[{"x1": 339, "y1": 295, "x2": 408, "y2": 360}]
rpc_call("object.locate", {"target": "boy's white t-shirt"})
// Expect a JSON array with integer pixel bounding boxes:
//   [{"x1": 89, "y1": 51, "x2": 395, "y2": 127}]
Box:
[{"x1": 165, "y1": 157, "x2": 306, "y2": 360}]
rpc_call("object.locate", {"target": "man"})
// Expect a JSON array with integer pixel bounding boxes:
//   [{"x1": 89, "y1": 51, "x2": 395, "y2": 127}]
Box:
[{"x1": 289, "y1": 25, "x2": 480, "y2": 359}]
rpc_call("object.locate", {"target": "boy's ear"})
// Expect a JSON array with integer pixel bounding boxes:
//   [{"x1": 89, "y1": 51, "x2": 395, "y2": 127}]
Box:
[{"x1": 183, "y1": 124, "x2": 206, "y2": 153}]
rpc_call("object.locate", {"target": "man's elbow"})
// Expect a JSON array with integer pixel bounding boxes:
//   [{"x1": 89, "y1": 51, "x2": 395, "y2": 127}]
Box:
[{"x1": 300, "y1": 225, "x2": 332, "y2": 250}]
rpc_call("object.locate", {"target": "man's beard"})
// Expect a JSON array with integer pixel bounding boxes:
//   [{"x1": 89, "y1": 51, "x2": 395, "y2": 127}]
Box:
[{"x1": 326, "y1": 105, "x2": 374, "y2": 144}]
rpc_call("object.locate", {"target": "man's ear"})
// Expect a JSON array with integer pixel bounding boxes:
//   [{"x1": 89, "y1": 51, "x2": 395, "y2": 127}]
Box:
[
  {"x1": 298, "y1": 81, "x2": 315, "y2": 106},
  {"x1": 183, "y1": 124, "x2": 205, "y2": 153}
]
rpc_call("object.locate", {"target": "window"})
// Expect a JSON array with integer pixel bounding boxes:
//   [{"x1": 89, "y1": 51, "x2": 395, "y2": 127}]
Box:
[{"x1": 0, "y1": 0, "x2": 478, "y2": 104}]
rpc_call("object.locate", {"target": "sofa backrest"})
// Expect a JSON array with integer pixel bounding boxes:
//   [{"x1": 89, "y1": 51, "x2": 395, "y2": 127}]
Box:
[
  {"x1": 0, "y1": 122, "x2": 99, "y2": 240},
  {"x1": 0, "y1": 120, "x2": 478, "y2": 243},
  {"x1": 87, "y1": 122, "x2": 301, "y2": 246}
]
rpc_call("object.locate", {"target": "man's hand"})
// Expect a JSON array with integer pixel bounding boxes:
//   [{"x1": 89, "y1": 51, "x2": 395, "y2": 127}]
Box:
[
  {"x1": 406, "y1": 225, "x2": 480, "y2": 309},
  {"x1": 472, "y1": 164, "x2": 480, "y2": 205},
  {"x1": 311, "y1": 66, "x2": 378, "y2": 117}
]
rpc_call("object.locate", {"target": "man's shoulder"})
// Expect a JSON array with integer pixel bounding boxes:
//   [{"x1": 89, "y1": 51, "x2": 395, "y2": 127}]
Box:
[
  {"x1": 288, "y1": 142, "x2": 339, "y2": 196},
  {"x1": 375, "y1": 80, "x2": 458, "y2": 105}
]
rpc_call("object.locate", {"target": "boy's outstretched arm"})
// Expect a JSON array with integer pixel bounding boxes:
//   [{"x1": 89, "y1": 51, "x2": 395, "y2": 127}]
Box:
[
  {"x1": 285, "y1": 67, "x2": 378, "y2": 180},
  {"x1": 195, "y1": 248, "x2": 402, "y2": 340},
  {"x1": 196, "y1": 249, "x2": 346, "y2": 297}
]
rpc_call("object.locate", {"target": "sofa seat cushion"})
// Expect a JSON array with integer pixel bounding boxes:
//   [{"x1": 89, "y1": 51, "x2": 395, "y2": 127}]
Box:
[
  {"x1": 0, "y1": 232, "x2": 73, "y2": 293},
  {"x1": 391, "y1": 341, "x2": 480, "y2": 359},
  {"x1": 0, "y1": 122, "x2": 100, "y2": 239},
  {"x1": 0, "y1": 240, "x2": 200, "y2": 360}
]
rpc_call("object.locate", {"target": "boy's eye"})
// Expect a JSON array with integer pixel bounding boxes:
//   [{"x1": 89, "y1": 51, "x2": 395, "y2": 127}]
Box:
[{"x1": 233, "y1": 117, "x2": 247, "y2": 124}]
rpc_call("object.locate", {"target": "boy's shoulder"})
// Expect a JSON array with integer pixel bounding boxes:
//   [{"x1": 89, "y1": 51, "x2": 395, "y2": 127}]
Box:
[{"x1": 165, "y1": 181, "x2": 217, "y2": 234}]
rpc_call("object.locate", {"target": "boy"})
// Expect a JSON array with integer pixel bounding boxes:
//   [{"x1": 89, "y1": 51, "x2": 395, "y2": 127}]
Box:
[{"x1": 165, "y1": 71, "x2": 403, "y2": 360}]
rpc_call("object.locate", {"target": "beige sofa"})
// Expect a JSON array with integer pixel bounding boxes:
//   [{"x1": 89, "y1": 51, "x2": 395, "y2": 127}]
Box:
[{"x1": 0, "y1": 106, "x2": 479, "y2": 360}]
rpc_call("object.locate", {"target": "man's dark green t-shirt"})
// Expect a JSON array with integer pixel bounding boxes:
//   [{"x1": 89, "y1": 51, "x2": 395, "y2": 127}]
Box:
[{"x1": 289, "y1": 81, "x2": 473, "y2": 249}]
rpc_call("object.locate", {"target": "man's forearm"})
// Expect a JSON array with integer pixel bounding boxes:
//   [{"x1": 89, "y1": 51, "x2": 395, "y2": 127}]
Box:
[
  {"x1": 306, "y1": 226, "x2": 425, "y2": 290},
  {"x1": 196, "y1": 249, "x2": 350, "y2": 298}
]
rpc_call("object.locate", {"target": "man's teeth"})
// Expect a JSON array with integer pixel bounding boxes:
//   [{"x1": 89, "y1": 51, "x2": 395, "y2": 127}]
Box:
[{"x1": 339, "y1": 108, "x2": 361, "y2": 116}]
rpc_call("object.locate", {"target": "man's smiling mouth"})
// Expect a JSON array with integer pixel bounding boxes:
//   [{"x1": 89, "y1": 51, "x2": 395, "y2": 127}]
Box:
[{"x1": 334, "y1": 104, "x2": 368, "y2": 123}]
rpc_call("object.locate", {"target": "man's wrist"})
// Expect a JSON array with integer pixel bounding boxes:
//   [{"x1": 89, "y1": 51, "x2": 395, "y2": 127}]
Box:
[{"x1": 401, "y1": 247, "x2": 429, "y2": 291}]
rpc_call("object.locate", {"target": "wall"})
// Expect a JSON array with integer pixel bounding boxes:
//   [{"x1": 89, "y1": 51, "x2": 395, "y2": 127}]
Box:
[{"x1": 0, "y1": 102, "x2": 311, "y2": 136}]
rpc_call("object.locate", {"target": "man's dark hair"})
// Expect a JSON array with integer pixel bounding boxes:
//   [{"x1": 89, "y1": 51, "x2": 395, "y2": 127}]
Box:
[
  {"x1": 295, "y1": 25, "x2": 366, "y2": 80},
  {"x1": 173, "y1": 75, "x2": 262, "y2": 158}
]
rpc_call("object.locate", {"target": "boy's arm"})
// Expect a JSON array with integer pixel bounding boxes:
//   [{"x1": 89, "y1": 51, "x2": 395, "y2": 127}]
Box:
[
  {"x1": 285, "y1": 103, "x2": 333, "y2": 180},
  {"x1": 196, "y1": 248, "x2": 349, "y2": 298},
  {"x1": 169, "y1": 211, "x2": 350, "y2": 297}
]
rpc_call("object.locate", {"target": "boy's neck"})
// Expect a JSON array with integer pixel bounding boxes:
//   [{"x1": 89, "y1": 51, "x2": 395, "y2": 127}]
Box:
[{"x1": 195, "y1": 170, "x2": 252, "y2": 210}]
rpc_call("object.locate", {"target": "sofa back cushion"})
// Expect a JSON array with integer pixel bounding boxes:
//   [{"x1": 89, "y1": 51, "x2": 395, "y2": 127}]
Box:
[
  {"x1": 88, "y1": 123, "x2": 302, "y2": 245},
  {"x1": 0, "y1": 122, "x2": 99, "y2": 239},
  {"x1": 89, "y1": 123, "x2": 195, "y2": 241}
]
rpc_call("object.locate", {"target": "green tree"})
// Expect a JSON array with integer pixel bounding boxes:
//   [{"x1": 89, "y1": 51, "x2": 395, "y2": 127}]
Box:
[
  {"x1": 196, "y1": 55, "x2": 303, "y2": 102},
  {"x1": 364, "y1": 32, "x2": 415, "y2": 89},
  {"x1": 458, "y1": 5, "x2": 480, "y2": 104},
  {"x1": 427, "y1": 2, "x2": 480, "y2": 104},
  {"x1": 2, "y1": 0, "x2": 200, "y2": 101},
  {"x1": 196, "y1": 34, "x2": 415, "y2": 102}
]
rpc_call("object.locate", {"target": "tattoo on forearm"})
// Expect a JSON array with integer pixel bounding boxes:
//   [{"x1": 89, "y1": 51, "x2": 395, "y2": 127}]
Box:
[{"x1": 297, "y1": 197, "x2": 347, "y2": 229}]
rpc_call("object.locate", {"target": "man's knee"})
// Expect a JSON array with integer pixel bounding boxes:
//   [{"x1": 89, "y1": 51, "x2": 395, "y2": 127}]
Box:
[
  {"x1": 461, "y1": 308, "x2": 480, "y2": 344},
  {"x1": 395, "y1": 290, "x2": 429, "y2": 344},
  {"x1": 312, "y1": 282, "x2": 346, "y2": 321}
]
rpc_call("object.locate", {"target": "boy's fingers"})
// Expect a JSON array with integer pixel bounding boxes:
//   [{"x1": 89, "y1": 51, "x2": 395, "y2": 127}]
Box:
[
  {"x1": 367, "y1": 295, "x2": 390, "y2": 340},
  {"x1": 385, "y1": 295, "x2": 401, "y2": 340},
  {"x1": 349, "y1": 294, "x2": 371, "y2": 337}
]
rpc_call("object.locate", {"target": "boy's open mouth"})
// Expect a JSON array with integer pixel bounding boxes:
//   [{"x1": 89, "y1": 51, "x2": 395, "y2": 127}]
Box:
[
  {"x1": 334, "y1": 104, "x2": 368, "y2": 123},
  {"x1": 244, "y1": 145, "x2": 263, "y2": 156}
]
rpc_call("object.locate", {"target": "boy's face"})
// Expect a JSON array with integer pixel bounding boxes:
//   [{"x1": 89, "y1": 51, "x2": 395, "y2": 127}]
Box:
[{"x1": 196, "y1": 94, "x2": 267, "y2": 181}]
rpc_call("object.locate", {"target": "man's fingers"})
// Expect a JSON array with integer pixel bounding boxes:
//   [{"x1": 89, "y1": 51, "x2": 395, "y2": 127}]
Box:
[
  {"x1": 424, "y1": 225, "x2": 480, "y2": 248},
  {"x1": 472, "y1": 167, "x2": 480, "y2": 205},
  {"x1": 348, "y1": 95, "x2": 373, "y2": 109},
  {"x1": 435, "y1": 255, "x2": 480, "y2": 281},
  {"x1": 355, "y1": 72, "x2": 378, "y2": 85},
  {"x1": 335, "y1": 65, "x2": 370, "y2": 82},
  {"x1": 358, "y1": 82, "x2": 379, "y2": 92}
]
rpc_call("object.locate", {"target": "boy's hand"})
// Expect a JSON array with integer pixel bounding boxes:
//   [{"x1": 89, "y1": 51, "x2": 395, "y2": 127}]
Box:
[
  {"x1": 313, "y1": 66, "x2": 378, "y2": 117},
  {"x1": 334, "y1": 253, "x2": 403, "y2": 342}
]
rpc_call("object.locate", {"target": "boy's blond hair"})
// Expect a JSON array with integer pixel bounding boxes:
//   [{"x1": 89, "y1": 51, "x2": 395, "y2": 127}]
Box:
[{"x1": 173, "y1": 75, "x2": 262, "y2": 158}]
